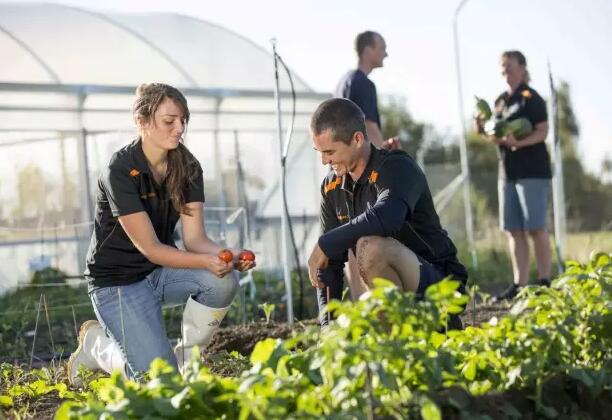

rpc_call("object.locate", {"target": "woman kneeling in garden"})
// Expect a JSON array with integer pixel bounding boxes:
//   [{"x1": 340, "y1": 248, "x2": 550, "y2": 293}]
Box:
[{"x1": 67, "y1": 83, "x2": 255, "y2": 385}]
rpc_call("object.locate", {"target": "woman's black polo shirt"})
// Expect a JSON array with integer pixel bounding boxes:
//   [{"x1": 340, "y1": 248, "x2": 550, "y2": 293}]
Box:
[
  {"x1": 494, "y1": 83, "x2": 552, "y2": 180},
  {"x1": 84, "y1": 138, "x2": 205, "y2": 290}
]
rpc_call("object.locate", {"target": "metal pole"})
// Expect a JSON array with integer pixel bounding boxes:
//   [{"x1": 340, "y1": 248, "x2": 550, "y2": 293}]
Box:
[
  {"x1": 213, "y1": 98, "x2": 228, "y2": 242},
  {"x1": 271, "y1": 39, "x2": 294, "y2": 323},
  {"x1": 233, "y1": 130, "x2": 247, "y2": 248},
  {"x1": 453, "y1": 0, "x2": 477, "y2": 270},
  {"x1": 548, "y1": 63, "x2": 566, "y2": 272},
  {"x1": 76, "y1": 93, "x2": 93, "y2": 275}
]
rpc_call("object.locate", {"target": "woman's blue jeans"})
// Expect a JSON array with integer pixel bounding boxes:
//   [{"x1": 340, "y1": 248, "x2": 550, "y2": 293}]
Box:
[{"x1": 89, "y1": 267, "x2": 239, "y2": 379}]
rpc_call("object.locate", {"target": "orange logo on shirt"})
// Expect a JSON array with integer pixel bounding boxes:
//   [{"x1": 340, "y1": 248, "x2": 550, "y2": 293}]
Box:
[
  {"x1": 521, "y1": 90, "x2": 532, "y2": 99},
  {"x1": 368, "y1": 170, "x2": 378, "y2": 183},
  {"x1": 336, "y1": 213, "x2": 349, "y2": 222},
  {"x1": 129, "y1": 168, "x2": 140, "y2": 177},
  {"x1": 324, "y1": 178, "x2": 342, "y2": 194}
]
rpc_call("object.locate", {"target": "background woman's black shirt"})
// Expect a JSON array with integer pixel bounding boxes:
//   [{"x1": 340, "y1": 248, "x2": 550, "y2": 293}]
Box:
[{"x1": 494, "y1": 83, "x2": 552, "y2": 180}]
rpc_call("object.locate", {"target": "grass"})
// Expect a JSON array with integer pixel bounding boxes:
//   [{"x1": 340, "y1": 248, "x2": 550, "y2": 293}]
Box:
[
  {"x1": 458, "y1": 230, "x2": 612, "y2": 290},
  {"x1": 565, "y1": 231, "x2": 612, "y2": 261}
]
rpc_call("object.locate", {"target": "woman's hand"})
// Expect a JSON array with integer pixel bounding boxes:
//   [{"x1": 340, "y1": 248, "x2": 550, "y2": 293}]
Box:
[
  {"x1": 202, "y1": 254, "x2": 234, "y2": 278},
  {"x1": 474, "y1": 115, "x2": 486, "y2": 134},
  {"x1": 234, "y1": 259, "x2": 256, "y2": 272},
  {"x1": 474, "y1": 116, "x2": 502, "y2": 146},
  {"x1": 232, "y1": 249, "x2": 257, "y2": 272},
  {"x1": 503, "y1": 133, "x2": 520, "y2": 150}
]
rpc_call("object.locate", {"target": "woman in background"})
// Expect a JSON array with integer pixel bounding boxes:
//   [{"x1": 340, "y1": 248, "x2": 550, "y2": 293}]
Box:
[{"x1": 476, "y1": 51, "x2": 552, "y2": 301}]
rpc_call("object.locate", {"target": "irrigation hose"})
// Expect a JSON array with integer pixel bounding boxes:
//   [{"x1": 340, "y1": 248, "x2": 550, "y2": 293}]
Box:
[{"x1": 275, "y1": 51, "x2": 307, "y2": 319}]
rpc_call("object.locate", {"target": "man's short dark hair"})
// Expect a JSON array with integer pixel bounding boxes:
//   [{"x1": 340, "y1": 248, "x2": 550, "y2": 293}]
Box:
[
  {"x1": 355, "y1": 31, "x2": 380, "y2": 57},
  {"x1": 310, "y1": 98, "x2": 367, "y2": 145}
]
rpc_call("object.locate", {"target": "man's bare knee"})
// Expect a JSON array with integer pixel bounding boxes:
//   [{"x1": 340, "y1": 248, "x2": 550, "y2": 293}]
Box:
[{"x1": 355, "y1": 236, "x2": 387, "y2": 283}]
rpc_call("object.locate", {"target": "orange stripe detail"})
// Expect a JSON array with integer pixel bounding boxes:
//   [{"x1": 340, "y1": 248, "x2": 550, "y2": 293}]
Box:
[
  {"x1": 336, "y1": 214, "x2": 349, "y2": 222},
  {"x1": 368, "y1": 170, "x2": 378, "y2": 183},
  {"x1": 324, "y1": 178, "x2": 342, "y2": 194}
]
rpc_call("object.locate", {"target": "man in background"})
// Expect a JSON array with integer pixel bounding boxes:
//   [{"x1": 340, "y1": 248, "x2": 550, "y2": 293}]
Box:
[
  {"x1": 336, "y1": 31, "x2": 400, "y2": 296},
  {"x1": 335, "y1": 31, "x2": 399, "y2": 150}
]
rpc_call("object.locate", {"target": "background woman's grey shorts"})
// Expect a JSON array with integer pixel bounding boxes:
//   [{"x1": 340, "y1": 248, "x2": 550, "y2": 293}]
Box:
[{"x1": 498, "y1": 178, "x2": 550, "y2": 231}]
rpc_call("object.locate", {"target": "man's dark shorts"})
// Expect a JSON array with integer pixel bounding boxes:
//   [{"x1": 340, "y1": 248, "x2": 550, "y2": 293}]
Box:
[
  {"x1": 415, "y1": 256, "x2": 447, "y2": 296},
  {"x1": 416, "y1": 256, "x2": 464, "y2": 330}
]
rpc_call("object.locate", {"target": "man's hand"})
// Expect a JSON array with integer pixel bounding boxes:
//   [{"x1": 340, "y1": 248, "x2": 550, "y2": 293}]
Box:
[
  {"x1": 308, "y1": 243, "x2": 329, "y2": 289},
  {"x1": 382, "y1": 137, "x2": 401, "y2": 150}
]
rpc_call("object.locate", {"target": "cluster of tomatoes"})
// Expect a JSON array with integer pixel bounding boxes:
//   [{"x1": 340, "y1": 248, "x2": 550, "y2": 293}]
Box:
[{"x1": 217, "y1": 249, "x2": 255, "y2": 264}]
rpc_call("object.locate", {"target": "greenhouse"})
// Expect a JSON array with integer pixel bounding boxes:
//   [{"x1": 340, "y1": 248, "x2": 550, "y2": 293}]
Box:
[{"x1": 0, "y1": 2, "x2": 329, "y2": 291}]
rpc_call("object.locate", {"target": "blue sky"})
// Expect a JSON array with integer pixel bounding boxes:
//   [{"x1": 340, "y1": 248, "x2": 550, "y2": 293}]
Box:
[{"x1": 13, "y1": 0, "x2": 612, "y2": 177}]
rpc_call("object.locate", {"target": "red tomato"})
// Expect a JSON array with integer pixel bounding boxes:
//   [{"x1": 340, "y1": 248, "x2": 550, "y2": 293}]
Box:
[
  {"x1": 218, "y1": 249, "x2": 234, "y2": 263},
  {"x1": 239, "y1": 250, "x2": 256, "y2": 262}
]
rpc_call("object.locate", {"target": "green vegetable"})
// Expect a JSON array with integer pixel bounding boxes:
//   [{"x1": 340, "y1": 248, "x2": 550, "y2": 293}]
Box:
[
  {"x1": 485, "y1": 118, "x2": 532, "y2": 140},
  {"x1": 505, "y1": 118, "x2": 533, "y2": 139},
  {"x1": 474, "y1": 96, "x2": 492, "y2": 120}
]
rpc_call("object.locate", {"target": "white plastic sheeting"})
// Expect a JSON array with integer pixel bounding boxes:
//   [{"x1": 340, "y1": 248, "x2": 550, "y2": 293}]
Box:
[{"x1": 0, "y1": 3, "x2": 330, "y2": 285}]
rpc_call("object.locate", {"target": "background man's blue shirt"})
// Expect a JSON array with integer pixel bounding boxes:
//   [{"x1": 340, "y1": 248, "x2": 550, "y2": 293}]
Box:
[{"x1": 335, "y1": 69, "x2": 381, "y2": 128}]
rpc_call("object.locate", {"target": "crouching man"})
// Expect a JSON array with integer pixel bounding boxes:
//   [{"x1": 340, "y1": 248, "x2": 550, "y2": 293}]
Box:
[{"x1": 307, "y1": 98, "x2": 468, "y2": 326}]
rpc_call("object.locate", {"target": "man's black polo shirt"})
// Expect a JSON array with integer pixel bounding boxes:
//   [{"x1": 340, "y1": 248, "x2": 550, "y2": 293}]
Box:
[
  {"x1": 494, "y1": 83, "x2": 551, "y2": 180},
  {"x1": 317, "y1": 145, "x2": 467, "y2": 288},
  {"x1": 84, "y1": 138, "x2": 205, "y2": 290}
]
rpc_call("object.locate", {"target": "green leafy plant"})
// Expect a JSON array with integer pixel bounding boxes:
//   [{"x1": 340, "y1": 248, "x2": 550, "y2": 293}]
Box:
[
  {"x1": 258, "y1": 302, "x2": 276, "y2": 325},
  {"x1": 3, "y1": 252, "x2": 612, "y2": 419},
  {"x1": 31, "y1": 267, "x2": 67, "y2": 285}
]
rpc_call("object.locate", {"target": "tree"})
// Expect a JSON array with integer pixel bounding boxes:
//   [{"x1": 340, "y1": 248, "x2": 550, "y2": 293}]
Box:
[
  {"x1": 380, "y1": 97, "x2": 430, "y2": 157},
  {"x1": 13, "y1": 164, "x2": 46, "y2": 220},
  {"x1": 556, "y1": 81, "x2": 580, "y2": 157},
  {"x1": 555, "y1": 82, "x2": 612, "y2": 230},
  {"x1": 601, "y1": 154, "x2": 612, "y2": 183}
]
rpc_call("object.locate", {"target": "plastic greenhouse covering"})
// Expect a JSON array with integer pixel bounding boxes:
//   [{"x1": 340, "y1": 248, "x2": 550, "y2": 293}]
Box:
[{"x1": 0, "y1": 3, "x2": 330, "y2": 289}]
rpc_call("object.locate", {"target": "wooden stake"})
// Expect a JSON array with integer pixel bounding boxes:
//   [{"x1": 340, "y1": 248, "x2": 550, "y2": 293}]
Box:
[
  {"x1": 29, "y1": 295, "x2": 43, "y2": 368},
  {"x1": 42, "y1": 294, "x2": 56, "y2": 366}
]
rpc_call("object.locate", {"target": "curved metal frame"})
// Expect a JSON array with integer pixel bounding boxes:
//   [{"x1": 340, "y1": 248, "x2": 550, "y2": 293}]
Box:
[{"x1": 65, "y1": 5, "x2": 199, "y2": 87}]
